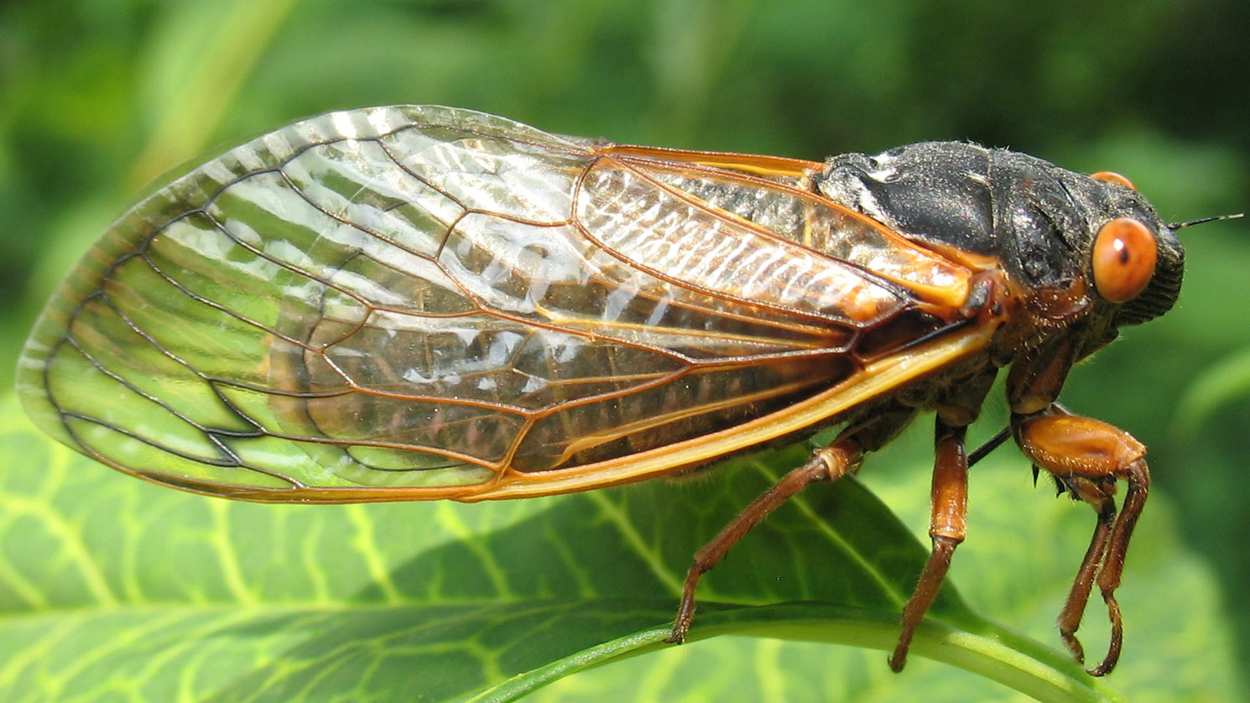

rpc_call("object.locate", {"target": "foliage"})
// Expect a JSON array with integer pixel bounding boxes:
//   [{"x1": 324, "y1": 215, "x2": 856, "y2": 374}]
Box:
[{"x1": 0, "y1": 398, "x2": 1238, "y2": 701}]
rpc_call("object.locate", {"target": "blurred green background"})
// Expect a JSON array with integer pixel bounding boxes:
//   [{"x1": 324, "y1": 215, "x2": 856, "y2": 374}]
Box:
[{"x1": 1, "y1": 0, "x2": 1247, "y2": 698}]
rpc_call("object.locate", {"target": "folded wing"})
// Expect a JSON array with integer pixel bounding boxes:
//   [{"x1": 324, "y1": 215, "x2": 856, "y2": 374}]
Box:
[{"x1": 18, "y1": 106, "x2": 982, "y2": 501}]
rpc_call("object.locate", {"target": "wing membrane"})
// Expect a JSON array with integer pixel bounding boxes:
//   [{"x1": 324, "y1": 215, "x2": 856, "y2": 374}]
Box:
[
  {"x1": 575, "y1": 158, "x2": 905, "y2": 325},
  {"x1": 18, "y1": 106, "x2": 984, "y2": 501},
  {"x1": 616, "y1": 152, "x2": 973, "y2": 309}
]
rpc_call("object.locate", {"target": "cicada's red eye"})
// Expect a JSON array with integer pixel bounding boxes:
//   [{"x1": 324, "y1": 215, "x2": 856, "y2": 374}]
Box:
[
  {"x1": 1091, "y1": 171, "x2": 1136, "y2": 190},
  {"x1": 1092, "y1": 217, "x2": 1157, "y2": 303}
]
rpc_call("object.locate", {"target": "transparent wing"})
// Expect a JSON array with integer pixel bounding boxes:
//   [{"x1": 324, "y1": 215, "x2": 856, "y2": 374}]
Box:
[{"x1": 18, "y1": 106, "x2": 983, "y2": 502}]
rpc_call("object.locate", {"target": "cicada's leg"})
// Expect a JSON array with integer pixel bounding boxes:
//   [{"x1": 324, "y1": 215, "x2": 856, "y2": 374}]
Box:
[
  {"x1": 666, "y1": 440, "x2": 861, "y2": 644},
  {"x1": 888, "y1": 419, "x2": 968, "y2": 672},
  {"x1": 1052, "y1": 474, "x2": 1117, "y2": 664},
  {"x1": 667, "y1": 403, "x2": 920, "y2": 644},
  {"x1": 1013, "y1": 409, "x2": 1150, "y2": 676},
  {"x1": 888, "y1": 368, "x2": 994, "y2": 672}
]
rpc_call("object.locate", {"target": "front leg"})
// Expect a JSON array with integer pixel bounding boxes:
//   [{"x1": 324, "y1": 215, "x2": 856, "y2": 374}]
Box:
[{"x1": 1014, "y1": 409, "x2": 1149, "y2": 676}]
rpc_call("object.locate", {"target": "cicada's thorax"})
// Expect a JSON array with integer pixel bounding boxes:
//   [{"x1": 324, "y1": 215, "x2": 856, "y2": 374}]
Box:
[{"x1": 814, "y1": 141, "x2": 1184, "y2": 370}]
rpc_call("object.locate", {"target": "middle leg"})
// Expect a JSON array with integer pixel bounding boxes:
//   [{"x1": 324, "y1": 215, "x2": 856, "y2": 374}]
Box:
[
  {"x1": 889, "y1": 368, "x2": 994, "y2": 672},
  {"x1": 888, "y1": 417, "x2": 969, "y2": 672}
]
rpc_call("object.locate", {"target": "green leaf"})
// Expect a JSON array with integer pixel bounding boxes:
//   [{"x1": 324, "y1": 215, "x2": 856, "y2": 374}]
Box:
[{"x1": 0, "y1": 394, "x2": 1236, "y2": 701}]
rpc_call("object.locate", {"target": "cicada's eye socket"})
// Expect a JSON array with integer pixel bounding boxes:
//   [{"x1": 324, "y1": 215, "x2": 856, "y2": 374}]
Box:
[
  {"x1": 1091, "y1": 171, "x2": 1136, "y2": 190},
  {"x1": 1092, "y1": 217, "x2": 1157, "y2": 303}
]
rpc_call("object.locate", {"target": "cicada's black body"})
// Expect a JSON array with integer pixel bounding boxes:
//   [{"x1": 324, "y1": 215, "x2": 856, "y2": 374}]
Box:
[{"x1": 820, "y1": 142, "x2": 1183, "y2": 333}]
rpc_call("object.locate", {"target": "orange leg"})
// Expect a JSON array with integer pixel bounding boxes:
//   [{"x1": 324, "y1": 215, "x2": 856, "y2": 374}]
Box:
[
  {"x1": 889, "y1": 420, "x2": 969, "y2": 672},
  {"x1": 1014, "y1": 410, "x2": 1150, "y2": 676},
  {"x1": 666, "y1": 441, "x2": 862, "y2": 644},
  {"x1": 1053, "y1": 474, "x2": 1116, "y2": 664}
]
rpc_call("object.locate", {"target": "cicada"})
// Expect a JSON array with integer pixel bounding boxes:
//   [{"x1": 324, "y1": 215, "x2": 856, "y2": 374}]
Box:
[{"x1": 18, "y1": 106, "x2": 1207, "y2": 676}]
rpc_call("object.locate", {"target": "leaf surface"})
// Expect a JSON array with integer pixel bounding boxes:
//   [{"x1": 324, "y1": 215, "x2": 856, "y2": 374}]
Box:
[{"x1": 0, "y1": 396, "x2": 1235, "y2": 701}]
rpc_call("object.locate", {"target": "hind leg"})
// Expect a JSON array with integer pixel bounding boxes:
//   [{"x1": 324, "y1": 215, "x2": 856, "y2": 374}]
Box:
[
  {"x1": 666, "y1": 441, "x2": 860, "y2": 643},
  {"x1": 667, "y1": 404, "x2": 915, "y2": 644}
]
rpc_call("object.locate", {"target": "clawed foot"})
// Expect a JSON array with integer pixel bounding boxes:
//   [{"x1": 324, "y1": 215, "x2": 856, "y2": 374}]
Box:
[
  {"x1": 1060, "y1": 628, "x2": 1086, "y2": 665},
  {"x1": 666, "y1": 587, "x2": 697, "y2": 644},
  {"x1": 665, "y1": 622, "x2": 688, "y2": 645},
  {"x1": 1085, "y1": 589, "x2": 1123, "y2": 676},
  {"x1": 887, "y1": 643, "x2": 909, "y2": 673},
  {"x1": 1059, "y1": 587, "x2": 1122, "y2": 677}
]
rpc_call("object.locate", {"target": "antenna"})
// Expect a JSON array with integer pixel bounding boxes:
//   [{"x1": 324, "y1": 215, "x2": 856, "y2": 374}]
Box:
[{"x1": 1168, "y1": 212, "x2": 1244, "y2": 231}]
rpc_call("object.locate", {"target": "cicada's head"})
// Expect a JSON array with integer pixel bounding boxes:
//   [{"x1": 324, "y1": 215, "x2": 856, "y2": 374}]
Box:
[
  {"x1": 1040, "y1": 166, "x2": 1185, "y2": 329},
  {"x1": 816, "y1": 142, "x2": 1188, "y2": 355}
]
